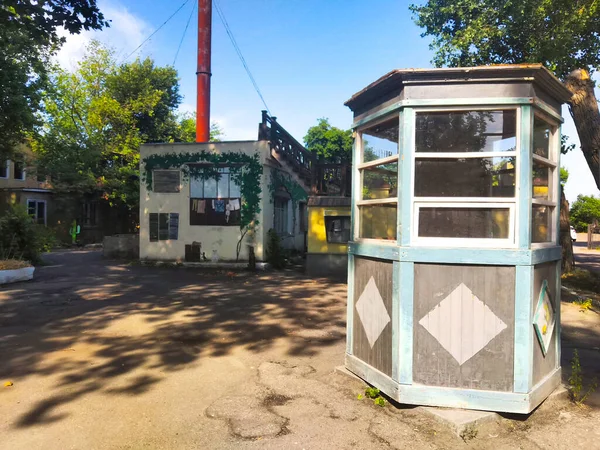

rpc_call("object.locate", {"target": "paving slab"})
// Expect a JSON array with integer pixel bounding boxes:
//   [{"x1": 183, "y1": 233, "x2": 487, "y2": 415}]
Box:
[{"x1": 418, "y1": 406, "x2": 499, "y2": 437}]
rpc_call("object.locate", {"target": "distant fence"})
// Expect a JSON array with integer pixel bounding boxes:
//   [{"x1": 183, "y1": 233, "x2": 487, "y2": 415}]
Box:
[{"x1": 587, "y1": 223, "x2": 600, "y2": 249}]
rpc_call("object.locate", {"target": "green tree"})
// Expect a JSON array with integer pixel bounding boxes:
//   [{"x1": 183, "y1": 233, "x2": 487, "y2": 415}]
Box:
[
  {"x1": 410, "y1": 0, "x2": 597, "y2": 272},
  {"x1": 304, "y1": 118, "x2": 353, "y2": 162},
  {"x1": 0, "y1": 0, "x2": 108, "y2": 160},
  {"x1": 570, "y1": 195, "x2": 600, "y2": 231},
  {"x1": 560, "y1": 168, "x2": 570, "y2": 187},
  {"x1": 175, "y1": 113, "x2": 224, "y2": 143},
  {"x1": 34, "y1": 42, "x2": 182, "y2": 215},
  {"x1": 410, "y1": 0, "x2": 600, "y2": 189}
]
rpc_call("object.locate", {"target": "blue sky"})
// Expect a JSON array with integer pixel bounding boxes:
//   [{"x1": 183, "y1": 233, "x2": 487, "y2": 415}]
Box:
[{"x1": 57, "y1": 0, "x2": 600, "y2": 203}]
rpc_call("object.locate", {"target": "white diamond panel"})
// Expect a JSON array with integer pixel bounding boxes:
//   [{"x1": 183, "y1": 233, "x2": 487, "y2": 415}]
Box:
[
  {"x1": 419, "y1": 283, "x2": 507, "y2": 365},
  {"x1": 355, "y1": 276, "x2": 391, "y2": 348}
]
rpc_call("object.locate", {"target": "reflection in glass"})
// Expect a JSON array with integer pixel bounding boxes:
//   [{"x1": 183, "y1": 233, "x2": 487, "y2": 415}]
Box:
[
  {"x1": 362, "y1": 161, "x2": 398, "y2": 200},
  {"x1": 533, "y1": 117, "x2": 552, "y2": 159},
  {"x1": 361, "y1": 117, "x2": 399, "y2": 162},
  {"x1": 415, "y1": 157, "x2": 515, "y2": 197},
  {"x1": 532, "y1": 205, "x2": 553, "y2": 242},
  {"x1": 532, "y1": 161, "x2": 551, "y2": 200},
  {"x1": 418, "y1": 207, "x2": 510, "y2": 239},
  {"x1": 359, "y1": 204, "x2": 397, "y2": 240},
  {"x1": 415, "y1": 110, "x2": 517, "y2": 153},
  {"x1": 217, "y1": 172, "x2": 229, "y2": 198}
]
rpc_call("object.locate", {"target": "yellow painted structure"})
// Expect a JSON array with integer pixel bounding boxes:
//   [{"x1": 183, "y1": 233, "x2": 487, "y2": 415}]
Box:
[{"x1": 307, "y1": 205, "x2": 351, "y2": 255}]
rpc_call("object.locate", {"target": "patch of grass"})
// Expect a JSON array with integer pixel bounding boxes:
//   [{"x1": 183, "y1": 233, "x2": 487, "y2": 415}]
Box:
[
  {"x1": 362, "y1": 386, "x2": 387, "y2": 408},
  {"x1": 364, "y1": 387, "x2": 380, "y2": 399},
  {"x1": 459, "y1": 424, "x2": 478, "y2": 442},
  {"x1": 0, "y1": 260, "x2": 31, "y2": 270},
  {"x1": 568, "y1": 349, "x2": 598, "y2": 406},
  {"x1": 373, "y1": 397, "x2": 386, "y2": 407},
  {"x1": 573, "y1": 298, "x2": 594, "y2": 311},
  {"x1": 562, "y1": 269, "x2": 600, "y2": 293}
]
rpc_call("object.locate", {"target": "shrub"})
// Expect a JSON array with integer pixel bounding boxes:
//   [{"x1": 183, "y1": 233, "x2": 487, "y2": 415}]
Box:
[
  {"x1": 266, "y1": 229, "x2": 286, "y2": 269},
  {"x1": 0, "y1": 260, "x2": 31, "y2": 270},
  {"x1": 0, "y1": 205, "x2": 52, "y2": 264}
]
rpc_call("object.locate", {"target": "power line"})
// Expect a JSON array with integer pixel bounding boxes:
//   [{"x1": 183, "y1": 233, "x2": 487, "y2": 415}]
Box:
[
  {"x1": 121, "y1": 0, "x2": 191, "y2": 63},
  {"x1": 213, "y1": 0, "x2": 271, "y2": 115},
  {"x1": 173, "y1": 0, "x2": 196, "y2": 66}
]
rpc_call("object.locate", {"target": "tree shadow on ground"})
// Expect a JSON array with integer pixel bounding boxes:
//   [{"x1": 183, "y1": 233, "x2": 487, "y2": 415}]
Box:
[{"x1": 0, "y1": 250, "x2": 348, "y2": 428}]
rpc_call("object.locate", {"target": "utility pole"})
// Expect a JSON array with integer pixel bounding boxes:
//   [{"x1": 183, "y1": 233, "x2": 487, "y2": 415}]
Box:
[{"x1": 196, "y1": 0, "x2": 212, "y2": 142}]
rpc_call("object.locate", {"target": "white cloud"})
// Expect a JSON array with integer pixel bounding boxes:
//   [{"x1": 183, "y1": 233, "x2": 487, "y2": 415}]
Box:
[
  {"x1": 54, "y1": 1, "x2": 150, "y2": 70},
  {"x1": 211, "y1": 113, "x2": 259, "y2": 141}
]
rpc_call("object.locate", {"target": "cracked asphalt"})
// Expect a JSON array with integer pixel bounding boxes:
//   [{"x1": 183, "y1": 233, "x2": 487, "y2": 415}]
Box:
[{"x1": 1, "y1": 250, "x2": 599, "y2": 449}]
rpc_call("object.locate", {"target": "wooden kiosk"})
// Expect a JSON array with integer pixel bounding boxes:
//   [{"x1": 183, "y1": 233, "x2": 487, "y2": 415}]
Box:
[{"x1": 344, "y1": 65, "x2": 570, "y2": 414}]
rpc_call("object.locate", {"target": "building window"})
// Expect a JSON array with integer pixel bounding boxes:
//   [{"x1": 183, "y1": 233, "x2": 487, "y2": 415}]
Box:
[
  {"x1": 412, "y1": 109, "x2": 517, "y2": 246},
  {"x1": 149, "y1": 213, "x2": 179, "y2": 241},
  {"x1": 325, "y1": 216, "x2": 351, "y2": 243},
  {"x1": 153, "y1": 170, "x2": 181, "y2": 193},
  {"x1": 299, "y1": 202, "x2": 308, "y2": 232},
  {"x1": 0, "y1": 160, "x2": 8, "y2": 179},
  {"x1": 531, "y1": 115, "x2": 558, "y2": 243},
  {"x1": 14, "y1": 159, "x2": 25, "y2": 181},
  {"x1": 27, "y1": 200, "x2": 46, "y2": 225},
  {"x1": 357, "y1": 115, "x2": 399, "y2": 240},
  {"x1": 273, "y1": 197, "x2": 289, "y2": 235},
  {"x1": 189, "y1": 167, "x2": 241, "y2": 226},
  {"x1": 82, "y1": 202, "x2": 97, "y2": 227}
]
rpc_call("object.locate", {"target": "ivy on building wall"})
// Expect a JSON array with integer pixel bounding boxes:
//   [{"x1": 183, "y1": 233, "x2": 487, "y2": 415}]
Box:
[{"x1": 141, "y1": 150, "x2": 263, "y2": 260}]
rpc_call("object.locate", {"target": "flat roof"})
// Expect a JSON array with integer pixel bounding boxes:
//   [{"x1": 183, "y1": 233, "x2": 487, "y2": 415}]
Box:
[{"x1": 345, "y1": 64, "x2": 572, "y2": 111}]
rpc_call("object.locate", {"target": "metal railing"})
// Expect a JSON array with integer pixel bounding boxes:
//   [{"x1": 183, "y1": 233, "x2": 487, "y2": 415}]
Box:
[{"x1": 258, "y1": 110, "x2": 351, "y2": 197}]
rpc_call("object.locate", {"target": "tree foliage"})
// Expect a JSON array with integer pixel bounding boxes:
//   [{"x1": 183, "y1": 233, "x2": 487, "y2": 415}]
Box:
[
  {"x1": 34, "y1": 41, "x2": 183, "y2": 211},
  {"x1": 570, "y1": 195, "x2": 600, "y2": 231},
  {"x1": 410, "y1": 0, "x2": 600, "y2": 191},
  {"x1": 0, "y1": 0, "x2": 108, "y2": 160},
  {"x1": 410, "y1": 0, "x2": 600, "y2": 79},
  {"x1": 175, "y1": 113, "x2": 225, "y2": 143},
  {"x1": 304, "y1": 118, "x2": 353, "y2": 162}
]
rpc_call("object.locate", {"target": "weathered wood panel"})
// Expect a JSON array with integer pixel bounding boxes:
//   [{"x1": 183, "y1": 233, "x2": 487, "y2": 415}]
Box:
[
  {"x1": 413, "y1": 264, "x2": 515, "y2": 391},
  {"x1": 353, "y1": 257, "x2": 394, "y2": 377},
  {"x1": 532, "y1": 262, "x2": 559, "y2": 386}
]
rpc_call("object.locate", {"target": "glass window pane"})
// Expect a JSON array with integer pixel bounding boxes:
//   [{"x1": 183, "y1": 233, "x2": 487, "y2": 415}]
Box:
[
  {"x1": 415, "y1": 110, "x2": 517, "y2": 153},
  {"x1": 361, "y1": 117, "x2": 399, "y2": 162},
  {"x1": 418, "y1": 207, "x2": 510, "y2": 239},
  {"x1": 358, "y1": 204, "x2": 397, "y2": 240},
  {"x1": 415, "y1": 157, "x2": 515, "y2": 197},
  {"x1": 190, "y1": 176, "x2": 203, "y2": 198},
  {"x1": 14, "y1": 160, "x2": 25, "y2": 179},
  {"x1": 27, "y1": 201, "x2": 36, "y2": 217},
  {"x1": 204, "y1": 177, "x2": 217, "y2": 198},
  {"x1": 230, "y1": 176, "x2": 241, "y2": 198},
  {"x1": 362, "y1": 161, "x2": 398, "y2": 200},
  {"x1": 532, "y1": 205, "x2": 553, "y2": 242},
  {"x1": 325, "y1": 216, "x2": 351, "y2": 243},
  {"x1": 217, "y1": 173, "x2": 229, "y2": 198},
  {"x1": 158, "y1": 213, "x2": 169, "y2": 240},
  {"x1": 37, "y1": 202, "x2": 45, "y2": 224},
  {"x1": 533, "y1": 117, "x2": 552, "y2": 159},
  {"x1": 533, "y1": 161, "x2": 551, "y2": 200}
]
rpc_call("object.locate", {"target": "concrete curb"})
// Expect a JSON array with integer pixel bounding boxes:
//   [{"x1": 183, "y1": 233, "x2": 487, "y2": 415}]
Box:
[
  {"x1": 0, "y1": 266, "x2": 35, "y2": 285},
  {"x1": 140, "y1": 260, "x2": 270, "y2": 270}
]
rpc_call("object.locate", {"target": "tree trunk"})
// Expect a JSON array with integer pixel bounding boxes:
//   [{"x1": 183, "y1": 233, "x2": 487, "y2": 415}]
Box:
[
  {"x1": 564, "y1": 69, "x2": 600, "y2": 190},
  {"x1": 560, "y1": 189, "x2": 574, "y2": 273}
]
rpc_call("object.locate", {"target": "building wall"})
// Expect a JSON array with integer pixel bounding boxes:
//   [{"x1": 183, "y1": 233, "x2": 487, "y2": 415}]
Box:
[
  {"x1": 0, "y1": 146, "x2": 51, "y2": 191},
  {"x1": 307, "y1": 205, "x2": 350, "y2": 255},
  {"x1": 139, "y1": 141, "x2": 306, "y2": 262}
]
